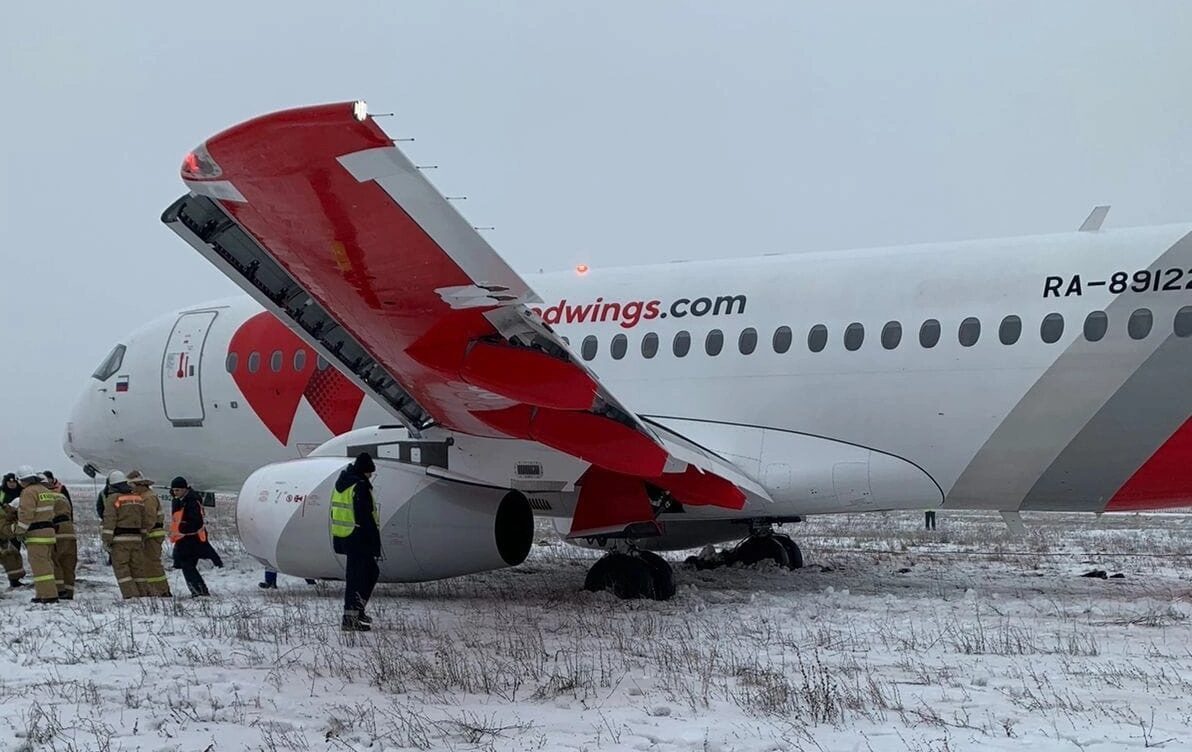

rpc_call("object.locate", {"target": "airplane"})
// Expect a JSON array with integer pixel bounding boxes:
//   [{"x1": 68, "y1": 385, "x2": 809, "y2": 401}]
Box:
[{"x1": 64, "y1": 100, "x2": 1192, "y2": 599}]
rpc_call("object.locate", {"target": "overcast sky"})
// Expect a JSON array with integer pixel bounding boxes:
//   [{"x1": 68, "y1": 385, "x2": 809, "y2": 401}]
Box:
[{"x1": 2, "y1": 1, "x2": 1190, "y2": 474}]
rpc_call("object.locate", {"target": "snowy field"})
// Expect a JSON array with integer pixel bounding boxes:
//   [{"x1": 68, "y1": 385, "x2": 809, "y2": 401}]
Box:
[{"x1": 2, "y1": 488, "x2": 1192, "y2": 751}]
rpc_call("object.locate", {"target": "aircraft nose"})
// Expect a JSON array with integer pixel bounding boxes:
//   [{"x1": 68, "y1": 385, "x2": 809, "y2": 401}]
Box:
[{"x1": 63, "y1": 381, "x2": 117, "y2": 476}]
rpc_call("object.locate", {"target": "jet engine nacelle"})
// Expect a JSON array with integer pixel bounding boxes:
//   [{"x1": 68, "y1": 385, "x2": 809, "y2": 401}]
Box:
[{"x1": 238, "y1": 456, "x2": 534, "y2": 582}]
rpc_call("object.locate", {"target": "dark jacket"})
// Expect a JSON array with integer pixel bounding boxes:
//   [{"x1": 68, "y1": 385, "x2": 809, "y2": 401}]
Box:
[
  {"x1": 331, "y1": 467, "x2": 380, "y2": 557},
  {"x1": 171, "y1": 489, "x2": 223, "y2": 567},
  {"x1": 95, "y1": 482, "x2": 111, "y2": 519},
  {"x1": 1, "y1": 475, "x2": 20, "y2": 505}
]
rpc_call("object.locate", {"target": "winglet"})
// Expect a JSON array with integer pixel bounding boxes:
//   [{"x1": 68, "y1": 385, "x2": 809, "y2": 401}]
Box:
[{"x1": 1079, "y1": 205, "x2": 1110, "y2": 232}]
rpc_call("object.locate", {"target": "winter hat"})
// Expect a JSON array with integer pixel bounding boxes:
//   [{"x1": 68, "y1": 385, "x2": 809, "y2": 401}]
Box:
[
  {"x1": 170, "y1": 476, "x2": 189, "y2": 490},
  {"x1": 352, "y1": 453, "x2": 376, "y2": 473}
]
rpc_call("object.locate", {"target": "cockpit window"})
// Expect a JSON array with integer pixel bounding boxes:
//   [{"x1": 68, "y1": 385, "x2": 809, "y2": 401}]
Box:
[{"x1": 91, "y1": 344, "x2": 126, "y2": 381}]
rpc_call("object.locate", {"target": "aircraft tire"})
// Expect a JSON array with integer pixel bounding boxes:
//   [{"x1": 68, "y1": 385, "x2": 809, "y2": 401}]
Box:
[
  {"x1": 734, "y1": 535, "x2": 791, "y2": 569},
  {"x1": 771, "y1": 534, "x2": 804, "y2": 570},
  {"x1": 636, "y1": 551, "x2": 676, "y2": 600},
  {"x1": 584, "y1": 553, "x2": 656, "y2": 600}
]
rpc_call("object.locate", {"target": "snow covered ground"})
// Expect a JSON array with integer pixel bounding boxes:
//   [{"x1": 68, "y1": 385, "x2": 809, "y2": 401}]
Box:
[{"x1": 2, "y1": 489, "x2": 1191, "y2": 751}]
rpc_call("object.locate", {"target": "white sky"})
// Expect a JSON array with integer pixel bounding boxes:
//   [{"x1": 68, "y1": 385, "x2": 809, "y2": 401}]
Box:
[{"x1": 2, "y1": 1, "x2": 1190, "y2": 472}]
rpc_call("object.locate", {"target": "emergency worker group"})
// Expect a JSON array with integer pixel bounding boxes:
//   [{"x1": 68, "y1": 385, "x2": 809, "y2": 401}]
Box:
[
  {"x1": 0, "y1": 468, "x2": 221, "y2": 603},
  {"x1": 1, "y1": 454, "x2": 379, "y2": 632}
]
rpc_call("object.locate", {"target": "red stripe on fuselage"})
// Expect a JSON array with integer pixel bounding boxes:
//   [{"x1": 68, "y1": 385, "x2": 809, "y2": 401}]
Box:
[{"x1": 1107, "y1": 415, "x2": 1192, "y2": 510}]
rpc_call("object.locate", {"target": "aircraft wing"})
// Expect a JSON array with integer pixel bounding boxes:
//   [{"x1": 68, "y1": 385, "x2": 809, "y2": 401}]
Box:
[{"x1": 162, "y1": 101, "x2": 762, "y2": 534}]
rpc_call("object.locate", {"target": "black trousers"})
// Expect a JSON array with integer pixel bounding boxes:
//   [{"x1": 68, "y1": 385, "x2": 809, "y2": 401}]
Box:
[
  {"x1": 178, "y1": 560, "x2": 209, "y2": 595},
  {"x1": 343, "y1": 553, "x2": 379, "y2": 613},
  {"x1": 925, "y1": 510, "x2": 937, "y2": 530}
]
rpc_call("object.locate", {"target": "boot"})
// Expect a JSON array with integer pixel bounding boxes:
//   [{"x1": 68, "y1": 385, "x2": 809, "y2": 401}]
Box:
[
  {"x1": 31, "y1": 597, "x2": 59, "y2": 604},
  {"x1": 58, "y1": 590, "x2": 74, "y2": 601},
  {"x1": 357, "y1": 612, "x2": 373, "y2": 627},
  {"x1": 341, "y1": 611, "x2": 370, "y2": 632},
  {"x1": 9, "y1": 579, "x2": 26, "y2": 589}
]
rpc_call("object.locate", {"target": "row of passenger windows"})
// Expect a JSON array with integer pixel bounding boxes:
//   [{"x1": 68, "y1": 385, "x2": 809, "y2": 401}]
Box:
[
  {"x1": 225, "y1": 349, "x2": 332, "y2": 374},
  {"x1": 572, "y1": 306, "x2": 1192, "y2": 361}
]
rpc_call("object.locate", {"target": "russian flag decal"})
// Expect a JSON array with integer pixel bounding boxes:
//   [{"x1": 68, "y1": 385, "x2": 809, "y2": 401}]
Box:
[{"x1": 115, "y1": 375, "x2": 130, "y2": 393}]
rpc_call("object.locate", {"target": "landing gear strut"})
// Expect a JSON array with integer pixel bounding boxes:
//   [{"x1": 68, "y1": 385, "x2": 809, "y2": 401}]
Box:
[{"x1": 584, "y1": 549, "x2": 676, "y2": 601}]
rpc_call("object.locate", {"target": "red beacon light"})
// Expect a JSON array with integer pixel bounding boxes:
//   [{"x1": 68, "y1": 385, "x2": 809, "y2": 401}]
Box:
[
  {"x1": 180, "y1": 143, "x2": 222, "y2": 180},
  {"x1": 575, "y1": 263, "x2": 590, "y2": 276}
]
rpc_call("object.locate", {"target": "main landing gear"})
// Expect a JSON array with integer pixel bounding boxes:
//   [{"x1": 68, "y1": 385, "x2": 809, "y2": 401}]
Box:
[
  {"x1": 584, "y1": 549, "x2": 676, "y2": 601},
  {"x1": 687, "y1": 529, "x2": 804, "y2": 571}
]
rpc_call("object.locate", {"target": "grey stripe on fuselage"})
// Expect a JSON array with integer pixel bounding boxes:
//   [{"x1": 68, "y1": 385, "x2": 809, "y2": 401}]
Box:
[
  {"x1": 1020, "y1": 326, "x2": 1192, "y2": 510},
  {"x1": 946, "y1": 231, "x2": 1192, "y2": 510}
]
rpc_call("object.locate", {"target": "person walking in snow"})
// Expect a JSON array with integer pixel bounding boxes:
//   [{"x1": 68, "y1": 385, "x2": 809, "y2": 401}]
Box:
[
  {"x1": 330, "y1": 453, "x2": 381, "y2": 631},
  {"x1": 169, "y1": 477, "x2": 222, "y2": 596}
]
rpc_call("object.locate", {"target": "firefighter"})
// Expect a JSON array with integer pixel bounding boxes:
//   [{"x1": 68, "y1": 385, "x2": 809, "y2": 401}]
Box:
[
  {"x1": 42, "y1": 470, "x2": 76, "y2": 599},
  {"x1": 14, "y1": 466, "x2": 59, "y2": 603},
  {"x1": 0, "y1": 475, "x2": 26, "y2": 588},
  {"x1": 128, "y1": 471, "x2": 171, "y2": 597},
  {"x1": 330, "y1": 453, "x2": 381, "y2": 631},
  {"x1": 169, "y1": 477, "x2": 222, "y2": 596},
  {"x1": 102, "y1": 470, "x2": 150, "y2": 599}
]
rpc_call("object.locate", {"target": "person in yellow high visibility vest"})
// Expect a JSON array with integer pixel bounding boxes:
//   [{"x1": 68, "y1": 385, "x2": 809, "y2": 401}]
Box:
[
  {"x1": 331, "y1": 453, "x2": 380, "y2": 632},
  {"x1": 14, "y1": 466, "x2": 59, "y2": 603},
  {"x1": 128, "y1": 471, "x2": 171, "y2": 597}
]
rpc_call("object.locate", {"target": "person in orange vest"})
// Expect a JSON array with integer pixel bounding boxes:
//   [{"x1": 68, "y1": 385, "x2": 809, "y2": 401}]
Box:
[
  {"x1": 42, "y1": 470, "x2": 76, "y2": 600},
  {"x1": 101, "y1": 470, "x2": 150, "y2": 599},
  {"x1": 14, "y1": 466, "x2": 61, "y2": 603},
  {"x1": 127, "y1": 471, "x2": 171, "y2": 597},
  {"x1": 169, "y1": 477, "x2": 222, "y2": 596}
]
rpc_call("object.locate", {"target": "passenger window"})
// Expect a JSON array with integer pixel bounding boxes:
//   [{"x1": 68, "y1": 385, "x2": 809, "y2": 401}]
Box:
[
  {"x1": 705, "y1": 329, "x2": 724, "y2": 356},
  {"x1": 225, "y1": 352, "x2": 238, "y2": 374},
  {"x1": 1084, "y1": 311, "x2": 1108, "y2": 342},
  {"x1": 317, "y1": 355, "x2": 330, "y2": 371},
  {"x1": 293, "y1": 350, "x2": 307, "y2": 371},
  {"x1": 561, "y1": 336, "x2": 570, "y2": 346},
  {"x1": 998, "y1": 315, "x2": 1021, "y2": 345},
  {"x1": 958, "y1": 317, "x2": 981, "y2": 347},
  {"x1": 611, "y1": 334, "x2": 628, "y2": 360},
  {"x1": 772, "y1": 326, "x2": 792, "y2": 354},
  {"x1": 1175, "y1": 306, "x2": 1192, "y2": 338},
  {"x1": 881, "y1": 321, "x2": 902, "y2": 350},
  {"x1": 673, "y1": 331, "x2": 691, "y2": 357},
  {"x1": 807, "y1": 324, "x2": 828, "y2": 353},
  {"x1": 641, "y1": 332, "x2": 659, "y2": 358},
  {"x1": 844, "y1": 323, "x2": 864, "y2": 351},
  {"x1": 919, "y1": 319, "x2": 941, "y2": 348},
  {"x1": 581, "y1": 335, "x2": 598, "y2": 361},
  {"x1": 270, "y1": 350, "x2": 283, "y2": 373},
  {"x1": 248, "y1": 352, "x2": 261, "y2": 374},
  {"x1": 1040, "y1": 313, "x2": 1064, "y2": 344},
  {"x1": 92, "y1": 344, "x2": 127, "y2": 381},
  {"x1": 739, "y1": 327, "x2": 758, "y2": 355},
  {"x1": 1128, "y1": 308, "x2": 1153, "y2": 340}
]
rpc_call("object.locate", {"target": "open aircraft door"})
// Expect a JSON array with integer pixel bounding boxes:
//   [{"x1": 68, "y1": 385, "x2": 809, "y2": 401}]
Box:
[{"x1": 161, "y1": 310, "x2": 217, "y2": 427}]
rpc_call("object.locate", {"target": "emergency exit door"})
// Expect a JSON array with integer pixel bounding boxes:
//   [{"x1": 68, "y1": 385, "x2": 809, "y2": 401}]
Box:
[{"x1": 162, "y1": 311, "x2": 218, "y2": 427}]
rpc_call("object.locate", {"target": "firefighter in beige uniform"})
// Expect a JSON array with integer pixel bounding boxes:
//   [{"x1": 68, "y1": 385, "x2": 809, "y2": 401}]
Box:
[
  {"x1": 0, "y1": 475, "x2": 26, "y2": 587},
  {"x1": 13, "y1": 466, "x2": 59, "y2": 603},
  {"x1": 127, "y1": 471, "x2": 170, "y2": 597},
  {"x1": 101, "y1": 470, "x2": 150, "y2": 599},
  {"x1": 44, "y1": 474, "x2": 76, "y2": 600}
]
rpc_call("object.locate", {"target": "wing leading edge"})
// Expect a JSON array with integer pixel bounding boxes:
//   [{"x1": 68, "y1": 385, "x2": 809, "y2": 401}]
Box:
[{"x1": 163, "y1": 101, "x2": 758, "y2": 531}]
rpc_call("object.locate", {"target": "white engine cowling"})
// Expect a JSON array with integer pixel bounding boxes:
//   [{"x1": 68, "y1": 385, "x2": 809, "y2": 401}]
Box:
[{"x1": 238, "y1": 456, "x2": 534, "y2": 582}]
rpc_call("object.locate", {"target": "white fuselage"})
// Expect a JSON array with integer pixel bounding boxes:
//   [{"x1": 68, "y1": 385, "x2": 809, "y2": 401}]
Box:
[{"x1": 65, "y1": 222, "x2": 1192, "y2": 517}]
